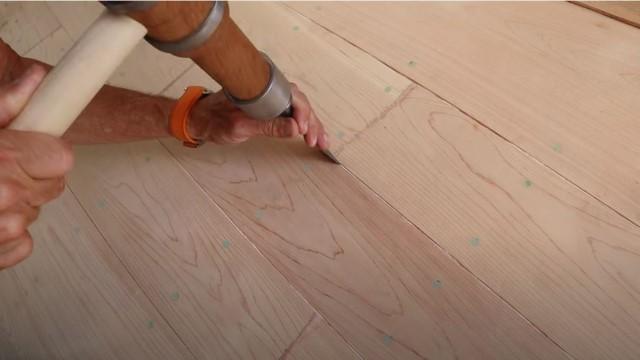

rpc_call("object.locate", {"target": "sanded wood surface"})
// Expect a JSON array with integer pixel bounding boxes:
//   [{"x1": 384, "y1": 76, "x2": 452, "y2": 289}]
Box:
[
  {"x1": 291, "y1": 2, "x2": 640, "y2": 226},
  {"x1": 2, "y1": 1, "x2": 640, "y2": 359},
  {"x1": 335, "y1": 85, "x2": 640, "y2": 359},
  {"x1": 67, "y1": 140, "x2": 324, "y2": 359},
  {"x1": 0, "y1": 190, "x2": 190, "y2": 360},
  {"x1": 162, "y1": 137, "x2": 567, "y2": 360},
  {"x1": 576, "y1": 1, "x2": 640, "y2": 28},
  {"x1": 281, "y1": 314, "x2": 360, "y2": 360},
  {"x1": 0, "y1": 2, "x2": 58, "y2": 54}
]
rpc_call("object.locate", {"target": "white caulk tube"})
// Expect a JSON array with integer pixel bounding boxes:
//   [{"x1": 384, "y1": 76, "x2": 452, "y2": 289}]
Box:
[{"x1": 9, "y1": 10, "x2": 146, "y2": 136}]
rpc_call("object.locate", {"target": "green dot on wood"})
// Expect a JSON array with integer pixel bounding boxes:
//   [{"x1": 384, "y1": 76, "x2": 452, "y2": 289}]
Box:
[
  {"x1": 469, "y1": 237, "x2": 480, "y2": 247},
  {"x1": 432, "y1": 279, "x2": 443, "y2": 289}
]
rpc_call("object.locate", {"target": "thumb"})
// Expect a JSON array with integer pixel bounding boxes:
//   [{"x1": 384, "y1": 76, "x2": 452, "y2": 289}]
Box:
[
  {"x1": 259, "y1": 117, "x2": 300, "y2": 138},
  {"x1": 0, "y1": 64, "x2": 46, "y2": 127},
  {"x1": 2, "y1": 130, "x2": 74, "y2": 179}
]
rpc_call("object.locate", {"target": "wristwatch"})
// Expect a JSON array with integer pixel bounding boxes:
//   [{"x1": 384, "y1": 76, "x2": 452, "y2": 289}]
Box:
[{"x1": 169, "y1": 86, "x2": 210, "y2": 148}]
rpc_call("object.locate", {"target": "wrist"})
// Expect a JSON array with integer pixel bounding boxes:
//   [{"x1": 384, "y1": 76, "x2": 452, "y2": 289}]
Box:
[{"x1": 188, "y1": 98, "x2": 212, "y2": 140}]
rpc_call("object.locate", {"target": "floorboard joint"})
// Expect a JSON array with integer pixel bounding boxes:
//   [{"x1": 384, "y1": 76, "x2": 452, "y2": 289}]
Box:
[{"x1": 65, "y1": 159, "x2": 198, "y2": 360}]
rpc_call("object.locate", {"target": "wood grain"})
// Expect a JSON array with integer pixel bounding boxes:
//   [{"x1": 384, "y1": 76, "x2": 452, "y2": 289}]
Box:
[
  {"x1": 576, "y1": 1, "x2": 640, "y2": 28},
  {"x1": 66, "y1": 139, "x2": 359, "y2": 359},
  {"x1": 0, "y1": 190, "x2": 190, "y2": 359},
  {"x1": 66, "y1": 140, "x2": 322, "y2": 359},
  {"x1": 283, "y1": 314, "x2": 360, "y2": 360},
  {"x1": 290, "y1": 2, "x2": 640, "y2": 225},
  {"x1": 336, "y1": 85, "x2": 640, "y2": 359},
  {"x1": 162, "y1": 136, "x2": 567, "y2": 360}
]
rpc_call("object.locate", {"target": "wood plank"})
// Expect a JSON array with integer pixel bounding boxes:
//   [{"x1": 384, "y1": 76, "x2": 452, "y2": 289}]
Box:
[
  {"x1": 284, "y1": 314, "x2": 360, "y2": 360},
  {"x1": 333, "y1": 85, "x2": 640, "y2": 359},
  {"x1": 25, "y1": 26, "x2": 72, "y2": 65},
  {"x1": 0, "y1": 190, "x2": 190, "y2": 359},
  {"x1": 290, "y1": 2, "x2": 640, "y2": 225},
  {"x1": 45, "y1": 1, "x2": 191, "y2": 94},
  {"x1": 575, "y1": 2, "x2": 640, "y2": 29},
  {"x1": 162, "y1": 136, "x2": 567, "y2": 360},
  {"x1": 0, "y1": 2, "x2": 59, "y2": 54},
  {"x1": 66, "y1": 140, "x2": 321, "y2": 359}
]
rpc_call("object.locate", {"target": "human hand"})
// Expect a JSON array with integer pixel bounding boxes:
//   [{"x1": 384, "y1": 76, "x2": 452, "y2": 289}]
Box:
[
  {"x1": 0, "y1": 64, "x2": 74, "y2": 269},
  {"x1": 190, "y1": 83, "x2": 329, "y2": 150}
]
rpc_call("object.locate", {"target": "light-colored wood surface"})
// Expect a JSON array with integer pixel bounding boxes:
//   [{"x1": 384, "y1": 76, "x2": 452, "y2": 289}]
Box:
[
  {"x1": 163, "y1": 136, "x2": 568, "y2": 360},
  {"x1": 281, "y1": 314, "x2": 360, "y2": 360},
  {"x1": 2, "y1": 1, "x2": 640, "y2": 359},
  {"x1": 0, "y1": 2, "x2": 59, "y2": 54},
  {"x1": 290, "y1": 2, "x2": 640, "y2": 226},
  {"x1": 67, "y1": 140, "x2": 321, "y2": 359},
  {"x1": 0, "y1": 190, "x2": 190, "y2": 360},
  {"x1": 576, "y1": 1, "x2": 640, "y2": 28},
  {"x1": 335, "y1": 85, "x2": 640, "y2": 359}
]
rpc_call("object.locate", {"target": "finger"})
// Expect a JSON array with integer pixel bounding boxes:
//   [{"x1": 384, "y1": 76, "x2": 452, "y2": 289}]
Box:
[
  {"x1": 291, "y1": 86, "x2": 311, "y2": 135},
  {"x1": 0, "y1": 179, "x2": 25, "y2": 211},
  {"x1": 0, "y1": 232, "x2": 33, "y2": 269},
  {"x1": 0, "y1": 64, "x2": 46, "y2": 127},
  {"x1": 305, "y1": 110, "x2": 321, "y2": 148},
  {"x1": 0, "y1": 235, "x2": 25, "y2": 256},
  {"x1": 1, "y1": 130, "x2": 74, "y2": 179},
  {"x1": 260, "y1": 118, "x2": 300, "y2": 138},
  {"x1": 26, "y1": 177, "x2": 65, "y2": 207},
  {"x1": 316, "y1": 124, "x2": 330, "y2": 151},
  {"x1": 0, "y1": 206, "x2": 39, "y2": 243},
  {"x1": 309, "y1": 110, "x2": 329, "y2": 150}
]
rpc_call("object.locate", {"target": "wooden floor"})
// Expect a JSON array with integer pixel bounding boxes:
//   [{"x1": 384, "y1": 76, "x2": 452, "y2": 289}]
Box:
[{"x1": 1, "y1": 2, "x2": 639, "y2": 359}]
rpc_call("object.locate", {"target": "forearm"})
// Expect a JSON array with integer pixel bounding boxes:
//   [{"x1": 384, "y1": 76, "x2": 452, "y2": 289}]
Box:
[
  {"x1": 6, "y1": 51, "x2": 175, "y2": 144},
  {"x1": 64, "y1": 85, "x2": 173, "y2": 144}
]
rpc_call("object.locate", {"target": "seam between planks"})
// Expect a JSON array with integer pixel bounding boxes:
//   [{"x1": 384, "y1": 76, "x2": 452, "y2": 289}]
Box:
[
  {"x1": 278, "y1": 312, "x2": 317, "y2": 360},
  {"x1": 285, "y1": 3, "x2": 640, "y2": 233},
  {"x1": 65, "y1": 175, "x2": 198, "y2": 360},
  {"x1": 157, "y1": 139, "x2": 367, "y2": 360},
  {"x1": 156, "y1": 63, "x2": 195, "y2": 96},
  {"x1": 569, "y1": 1, "x2": 640, "y2": 30},
  {"x1": 284, "y1": 4, "x2": 592, "y2": 359}
]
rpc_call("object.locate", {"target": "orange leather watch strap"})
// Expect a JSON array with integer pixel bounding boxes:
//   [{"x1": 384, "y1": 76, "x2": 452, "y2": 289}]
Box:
[{"x1": 169, "y1": 86, "x2": 208, "y2": 148}]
